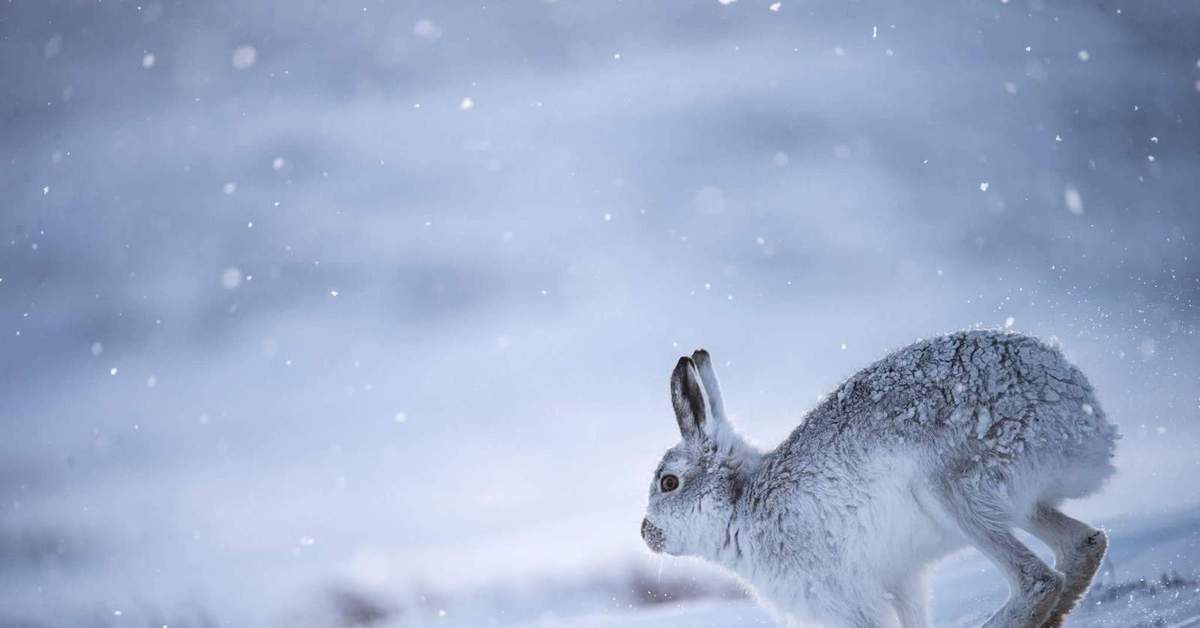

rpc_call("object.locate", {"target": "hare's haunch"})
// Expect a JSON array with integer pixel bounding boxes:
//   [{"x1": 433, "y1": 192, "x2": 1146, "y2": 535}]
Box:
[{"x1": 641, "y1": 331, "x2": 1117, "y2": 628}]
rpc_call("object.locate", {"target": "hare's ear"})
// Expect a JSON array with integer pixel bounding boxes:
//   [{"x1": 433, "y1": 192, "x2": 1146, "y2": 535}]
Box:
[
  {"x1": 691, "y1": 349, "x2": 726, "y2": 426},
  {"x1": 670, "y1": 356, "x2": 709, "y2": 442}
]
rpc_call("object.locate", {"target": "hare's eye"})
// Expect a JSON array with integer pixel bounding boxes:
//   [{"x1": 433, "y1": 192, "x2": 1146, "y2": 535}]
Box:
[{"x1": 660, "y1": 474, "x2": 679, "y2": 492}]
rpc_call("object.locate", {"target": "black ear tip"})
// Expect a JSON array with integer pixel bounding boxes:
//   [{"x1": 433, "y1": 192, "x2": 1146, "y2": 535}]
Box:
[
  {"x1": 672, "y1": 356, "x2": 699, "y2": 382},
  {"x1": 692, "y1": 348, "x2": 710, "y2": 362}
]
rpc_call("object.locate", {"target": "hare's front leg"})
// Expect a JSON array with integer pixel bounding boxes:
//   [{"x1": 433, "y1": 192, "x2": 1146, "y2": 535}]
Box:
[
  {"x1": 801, "y1": 585, "x2": 892, "y2": 628},
  {"x1": 933, "y1": 478, "x2": 1064, "y2": 628}
]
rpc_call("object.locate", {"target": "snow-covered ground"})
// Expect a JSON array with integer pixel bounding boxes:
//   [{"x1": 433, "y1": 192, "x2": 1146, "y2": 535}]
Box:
[{"x1": 11, "y1": 504, "x2": 1195, "y2": 626}]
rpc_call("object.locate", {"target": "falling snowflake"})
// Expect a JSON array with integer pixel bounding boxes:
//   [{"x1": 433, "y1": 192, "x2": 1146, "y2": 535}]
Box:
[
  {"x1": 231, "y1": 45, "x2": 257, "y2": 70},
  {"x1": 413, "y1": 19, "x2": 443, "y2": 40},
  {"x1": 1064, "y1": 185, "x2": 1084, "y2": 215}
]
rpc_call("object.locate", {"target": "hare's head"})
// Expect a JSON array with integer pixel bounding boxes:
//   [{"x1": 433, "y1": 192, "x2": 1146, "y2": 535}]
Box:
[{"x1": 641, "y1": 350, "x2": 760, "y2": 560}]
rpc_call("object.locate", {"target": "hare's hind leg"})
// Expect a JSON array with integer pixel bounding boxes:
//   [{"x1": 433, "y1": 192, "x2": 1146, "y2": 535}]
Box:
[
  {"x1": 933, "y1": 479, "x2": 1064, "y2": 628},
  {"x1": 1023, "y1": 505, "x2": 1108, "y2": 627}
]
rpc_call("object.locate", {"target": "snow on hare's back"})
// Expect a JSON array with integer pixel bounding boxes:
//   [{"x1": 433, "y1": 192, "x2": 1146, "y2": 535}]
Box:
[
  {"x1": 641, "y1": 331, "x2": 1117, "y2": 628},
  {"x1": 792, "y1": 330, "x2": 1117, "y2": 502}
]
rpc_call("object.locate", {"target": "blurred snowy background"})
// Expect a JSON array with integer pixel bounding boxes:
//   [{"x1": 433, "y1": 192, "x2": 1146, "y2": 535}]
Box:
[{"x1": 2, "y1": 1, "x2": 1199, "y2": 626}]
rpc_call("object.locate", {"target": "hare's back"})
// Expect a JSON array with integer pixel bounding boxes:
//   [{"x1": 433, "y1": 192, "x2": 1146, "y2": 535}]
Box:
[{"x1": 796, "y1": 330, "x2": 1117, "y2": 470}]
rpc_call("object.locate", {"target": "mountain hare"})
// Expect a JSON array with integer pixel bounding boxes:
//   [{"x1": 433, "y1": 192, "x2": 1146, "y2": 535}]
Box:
[{"x1": 641, "y1": 330, "x2": 1117, "y2": 628}]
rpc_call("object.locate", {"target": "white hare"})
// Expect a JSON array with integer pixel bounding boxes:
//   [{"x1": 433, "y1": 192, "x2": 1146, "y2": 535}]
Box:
[{"x1": 641, "y1": 330, "x2": 1117, "y2": 628}]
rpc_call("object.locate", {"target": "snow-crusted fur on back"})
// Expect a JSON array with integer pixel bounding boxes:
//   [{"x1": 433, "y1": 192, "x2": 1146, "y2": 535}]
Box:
[{"x1": 642, "y1": 331, "x2": 1118, "y2": 628}]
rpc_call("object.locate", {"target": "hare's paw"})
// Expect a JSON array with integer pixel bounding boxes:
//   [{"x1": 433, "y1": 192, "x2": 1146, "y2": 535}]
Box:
[
  {"x1": 980, "y1": 567, "x2": 1063, "y2": 628},
  {"x1": 1024, "y1": 507, "x2": 1108, "y2": 628},
  {"x1": 1041, "y1": 529, "x2": 1107, "y2": 627}
]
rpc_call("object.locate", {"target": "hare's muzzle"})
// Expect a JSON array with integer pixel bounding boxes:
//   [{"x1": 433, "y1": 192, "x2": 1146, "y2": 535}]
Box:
[{"x1": 641, "y1": 518, "x2": 666, "y2": 553}]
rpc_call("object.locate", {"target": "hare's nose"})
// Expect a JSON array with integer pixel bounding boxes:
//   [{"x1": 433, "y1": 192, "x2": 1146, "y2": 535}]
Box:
[{"x1": 641, "y1": 518, "x2": 666, "y2": 552}]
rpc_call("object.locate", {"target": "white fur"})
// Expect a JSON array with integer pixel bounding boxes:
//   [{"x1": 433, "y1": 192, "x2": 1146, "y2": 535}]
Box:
[{"x1": 642, "y1": 331, "x2": 1118, "y2": 628}]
